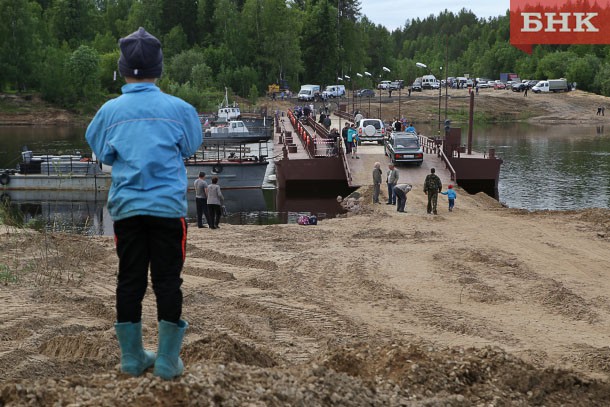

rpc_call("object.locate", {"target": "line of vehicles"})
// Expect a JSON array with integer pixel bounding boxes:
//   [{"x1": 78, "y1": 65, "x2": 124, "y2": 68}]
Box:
[
  {"x1": 296, "y1": 80, "x2": 407, "y2": 102},
  {"x1": 410, "y1": 76, "x2": 571, "y2": 93},
  {"x1": 293, "y1": 75, "x2": 570, "y2": 102},
  {"x1": 349, "y1": 117, "x2": 423, "y2": 167},
  {"x1": 297, "y1": 84, "x2": 347, "y2": 101}
]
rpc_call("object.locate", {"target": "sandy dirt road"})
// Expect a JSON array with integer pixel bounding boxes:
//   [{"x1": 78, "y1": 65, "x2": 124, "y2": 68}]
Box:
[{"x1": 2, "y1": 187, "x2": 610, "y2": 405}]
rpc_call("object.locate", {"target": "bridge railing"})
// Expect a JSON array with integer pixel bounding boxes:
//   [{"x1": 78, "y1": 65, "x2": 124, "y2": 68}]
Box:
[
  {"x1": 286, "y1": 110, "x2": 348, "y2": 159},
  {"x1": 418, "y1": 134, "x2": 456, "y2": 181}
]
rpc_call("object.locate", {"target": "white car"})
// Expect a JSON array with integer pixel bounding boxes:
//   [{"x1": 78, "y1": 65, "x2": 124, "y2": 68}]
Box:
[
  {"x1": 357, "y1": 118, "x2": 386, "y2": 144},
  {"x1": 377, "y1": 80, "x2": 391, "y2": 90}
]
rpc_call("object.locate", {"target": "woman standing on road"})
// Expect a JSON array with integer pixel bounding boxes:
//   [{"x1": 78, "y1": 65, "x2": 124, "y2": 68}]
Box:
[{"x1": 206, "y1": 177, "x2": 224, "y2": 229}]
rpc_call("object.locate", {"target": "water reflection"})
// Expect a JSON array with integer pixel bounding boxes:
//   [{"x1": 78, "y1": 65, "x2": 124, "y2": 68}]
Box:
[
  {"x1": 1, "y1": 188, "x2": 347, "y2": 236},
  {"x1": 1, "y1": 190, "x2": 111, "y2": 235},
  {"x1": 469, "y1": 123, "x2": 610, "y2": 210}
]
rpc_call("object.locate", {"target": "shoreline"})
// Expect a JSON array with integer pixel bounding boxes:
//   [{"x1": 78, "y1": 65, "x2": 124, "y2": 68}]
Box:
[{"x1": 2, "y1": 88, "x2": 610, "y2": 127}]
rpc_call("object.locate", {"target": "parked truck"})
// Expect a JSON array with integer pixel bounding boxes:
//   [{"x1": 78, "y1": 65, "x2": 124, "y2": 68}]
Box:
[
  {"x1": 531, "y1": 78, "x2": 570, "y2": 93},
  {"x1": 297, "y1": 84, "x2": 321, "y2": 101},
  {"x1": 321, "y1": 84, "x2": 346, "y2": 98},
  {"x1": 500, "y1": 73, "x2": 519, "y2": 83}
]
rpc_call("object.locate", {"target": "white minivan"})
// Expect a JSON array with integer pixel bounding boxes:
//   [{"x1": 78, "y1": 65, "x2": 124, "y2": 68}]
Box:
[
  {"x1": 322, "y1": 85, "x2": 346, "y2": 98},
  {"x1": 421, "y1": 75, "x2": 439, "y2": 89},
  {"x1": 297, "y1": 84, "x2": 321, "y2": 101}
]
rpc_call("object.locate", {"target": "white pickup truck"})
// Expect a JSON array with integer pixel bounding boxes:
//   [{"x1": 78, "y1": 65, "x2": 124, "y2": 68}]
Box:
[{"x1": 531, "y1": 79, "x2": 570, "y2": 93}]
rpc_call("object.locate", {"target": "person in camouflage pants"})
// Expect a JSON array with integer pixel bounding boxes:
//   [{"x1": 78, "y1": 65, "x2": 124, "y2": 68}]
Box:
[{"x1": 423, "y1": 168, "x2": 442, "y2": 214}]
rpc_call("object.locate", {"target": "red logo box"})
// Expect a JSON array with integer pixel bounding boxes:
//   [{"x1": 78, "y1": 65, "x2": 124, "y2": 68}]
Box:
[{"x1": 510, "y1": 0, "x2": 610, "y2": 53}]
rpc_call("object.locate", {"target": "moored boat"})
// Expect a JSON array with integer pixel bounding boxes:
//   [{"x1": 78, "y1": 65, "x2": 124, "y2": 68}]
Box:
[
  {"x1": 203, "y1": 120, "x2": 272, "y2": 144},
  {"x1": 1, "y1": 137, "x2": 272, "y2": 193},
  {"x1": 185, "y1": 141, "x2": 271, "y2": 190},
  {"x1": 215, "y1": 87, "x2": 241, "y2": 123},
  {"x1": 0, "y1": 150, "x2": 112, "y2": 192}
]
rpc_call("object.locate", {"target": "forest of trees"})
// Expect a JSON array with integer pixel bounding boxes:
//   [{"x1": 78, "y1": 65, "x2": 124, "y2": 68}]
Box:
[{"x1": 2, "y1": 0, "x2": 610, "y2": 113}]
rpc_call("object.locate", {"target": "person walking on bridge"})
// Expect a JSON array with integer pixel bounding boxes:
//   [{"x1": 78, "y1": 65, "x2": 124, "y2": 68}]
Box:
[
  {"x1": 423, "y1": 168, "x2": 442, "y2": 214},
  {"x1": 386, "y1": 164, "x2": 399, "y2": 205}
]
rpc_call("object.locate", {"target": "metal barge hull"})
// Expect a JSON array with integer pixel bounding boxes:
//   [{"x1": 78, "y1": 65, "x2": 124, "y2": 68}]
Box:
[
  {"x1": 185, "y1": 160, "x2": 269, "y2": 190},
  {"x1": 0, "y1": 173, "x2": 112, "y2": 192}
]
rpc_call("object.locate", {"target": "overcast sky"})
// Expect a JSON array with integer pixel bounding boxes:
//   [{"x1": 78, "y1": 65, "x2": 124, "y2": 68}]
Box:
[{"x1": 359, "y1": 1, "x2": 510, "y2": 31}]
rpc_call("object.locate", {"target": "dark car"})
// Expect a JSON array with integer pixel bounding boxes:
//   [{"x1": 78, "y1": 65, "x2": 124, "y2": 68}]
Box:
[
  {"x1": 356, "y1": 89, "x2": 375, "y2": 98},
  {"x1": 411, "y1": 79, "x2": 422, "y2": 92},
  {"x1": 384, "y1": 132, "x2": 424, "y2": 166},
  {"x1": 511, "y1": 82, "x2": 527, "y2": 92}
]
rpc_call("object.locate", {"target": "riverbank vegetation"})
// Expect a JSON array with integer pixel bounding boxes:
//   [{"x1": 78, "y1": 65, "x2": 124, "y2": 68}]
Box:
[{"x1": 2, "y1": 0, "x2": 610, "y2": 113}]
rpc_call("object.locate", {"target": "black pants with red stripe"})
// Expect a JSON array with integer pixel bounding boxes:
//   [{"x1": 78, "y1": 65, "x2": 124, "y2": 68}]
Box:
[{"x1": 114, "y1": 216, "x2": 187, "y2": 324}]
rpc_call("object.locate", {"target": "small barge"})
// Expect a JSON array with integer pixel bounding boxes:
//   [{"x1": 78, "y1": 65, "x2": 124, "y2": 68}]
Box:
[{"x1": 0, "y1": 151, "x2": 111, "y2": 192}]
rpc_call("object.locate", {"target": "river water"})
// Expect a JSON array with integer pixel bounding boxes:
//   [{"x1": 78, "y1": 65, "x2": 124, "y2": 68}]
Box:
[
  {"x1": 471, "y1": 123, "x2": 610, "y2": 210},
  {"x1": 0, "y1": 123, "x2": 609, "y2": 234},
  {"x1": 0, "y1": 126, "x2": 350, "y2": 235}
]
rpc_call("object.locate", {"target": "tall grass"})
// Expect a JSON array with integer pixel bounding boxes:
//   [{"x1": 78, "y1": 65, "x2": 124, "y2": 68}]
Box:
[{"x1": 0, "y1": 200, "x2": 94, "y2": 286}]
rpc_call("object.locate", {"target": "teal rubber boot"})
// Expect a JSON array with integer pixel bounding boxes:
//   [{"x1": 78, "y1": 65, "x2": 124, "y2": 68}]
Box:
[
  {"x1": 114, "y1": 321, "x2": 156, "y2": 376},
  {"x1": 153, "y1": 320, "x2": 188, "y2": 380}
]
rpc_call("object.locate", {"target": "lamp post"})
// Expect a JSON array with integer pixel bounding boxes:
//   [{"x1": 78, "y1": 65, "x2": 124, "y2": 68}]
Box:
[
  {"x1": 334, "y1": 76, "x2": 343, "y2": 115},
  {"x1": 380, "y1": 66, "x2": 391, "y2": 120},
  {"x1": 364, "y1": 71, "x2": 372, "y2": 117},
  {"x1": 398, "y1": 80, "x2": 401, "y2": 121},
  {"x1": 416, "y1": 62, "x2": 442, "y2": 134},
  {"x1": 344, "y1": 74, "x2": 352, "y2": 113},
  {"x1": 438, "y1": 67, "x2": 443, "y2": 135},
  {"x1": 356, "y1": 73, "x2": 363, "y2": 113}
]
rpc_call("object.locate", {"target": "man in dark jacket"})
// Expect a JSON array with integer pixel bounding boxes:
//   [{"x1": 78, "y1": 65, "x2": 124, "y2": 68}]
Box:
[
  {"x1": 423, "y1": 168, "x2": 442, "y2": 214},
  {"x1": 341, "y1": 122, "x2": 351, "y2": 155}
]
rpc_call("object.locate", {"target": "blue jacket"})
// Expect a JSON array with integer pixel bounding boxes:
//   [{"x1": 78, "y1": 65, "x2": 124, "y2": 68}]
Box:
[
  {"x1": 441, "y1": 189, "x2": 457, "y2": 199},
  {"x1": 346, "y1": 128, "x2": 357, "y2": 142},
  {"x1": 86, "y1": 82, "x2": 202, "y2": 221}
]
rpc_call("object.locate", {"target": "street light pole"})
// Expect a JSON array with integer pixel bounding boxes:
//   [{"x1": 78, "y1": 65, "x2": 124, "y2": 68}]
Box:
[
  {"x1": 337, "y1": 76, "x2": 343, "y2": 115},
  {"x1": 398, "y1": 83, "x2": 401, "y2": 121},
  {"x1": 438, "y1": 67, "x2": 442, "y2": 135},
  {"x1": 378, "y1": 76, "x2": 381, "y2": 119},
  {"x1": 380, "y1": 66, "x2": 390, "y2": 120},
  {"x1": 416, "y1": 62, "x2": 442, "y2": 134},
  {"x1": 356, "y1": 73, "x2": 363, "y2": 114},
  {"x1": 364, "y1": 71, "x2": 372, "y2": 117},
  {"x1": 344, "y1": 74, "x2": 352, "y2": 114}
]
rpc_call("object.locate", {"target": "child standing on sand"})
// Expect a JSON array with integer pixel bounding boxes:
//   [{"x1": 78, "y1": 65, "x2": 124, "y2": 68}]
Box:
[
  {"x1": 440, "y1": 184, "x2": 457, "y2": 212},
  {"x1": 86, "y1": 27, "x2": 202, "y2": 380}
]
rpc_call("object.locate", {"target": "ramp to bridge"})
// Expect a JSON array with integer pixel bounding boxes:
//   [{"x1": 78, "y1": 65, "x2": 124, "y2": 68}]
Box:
[{"x1": 328, "y1": 115, "x2": 452, "y2": 188}]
